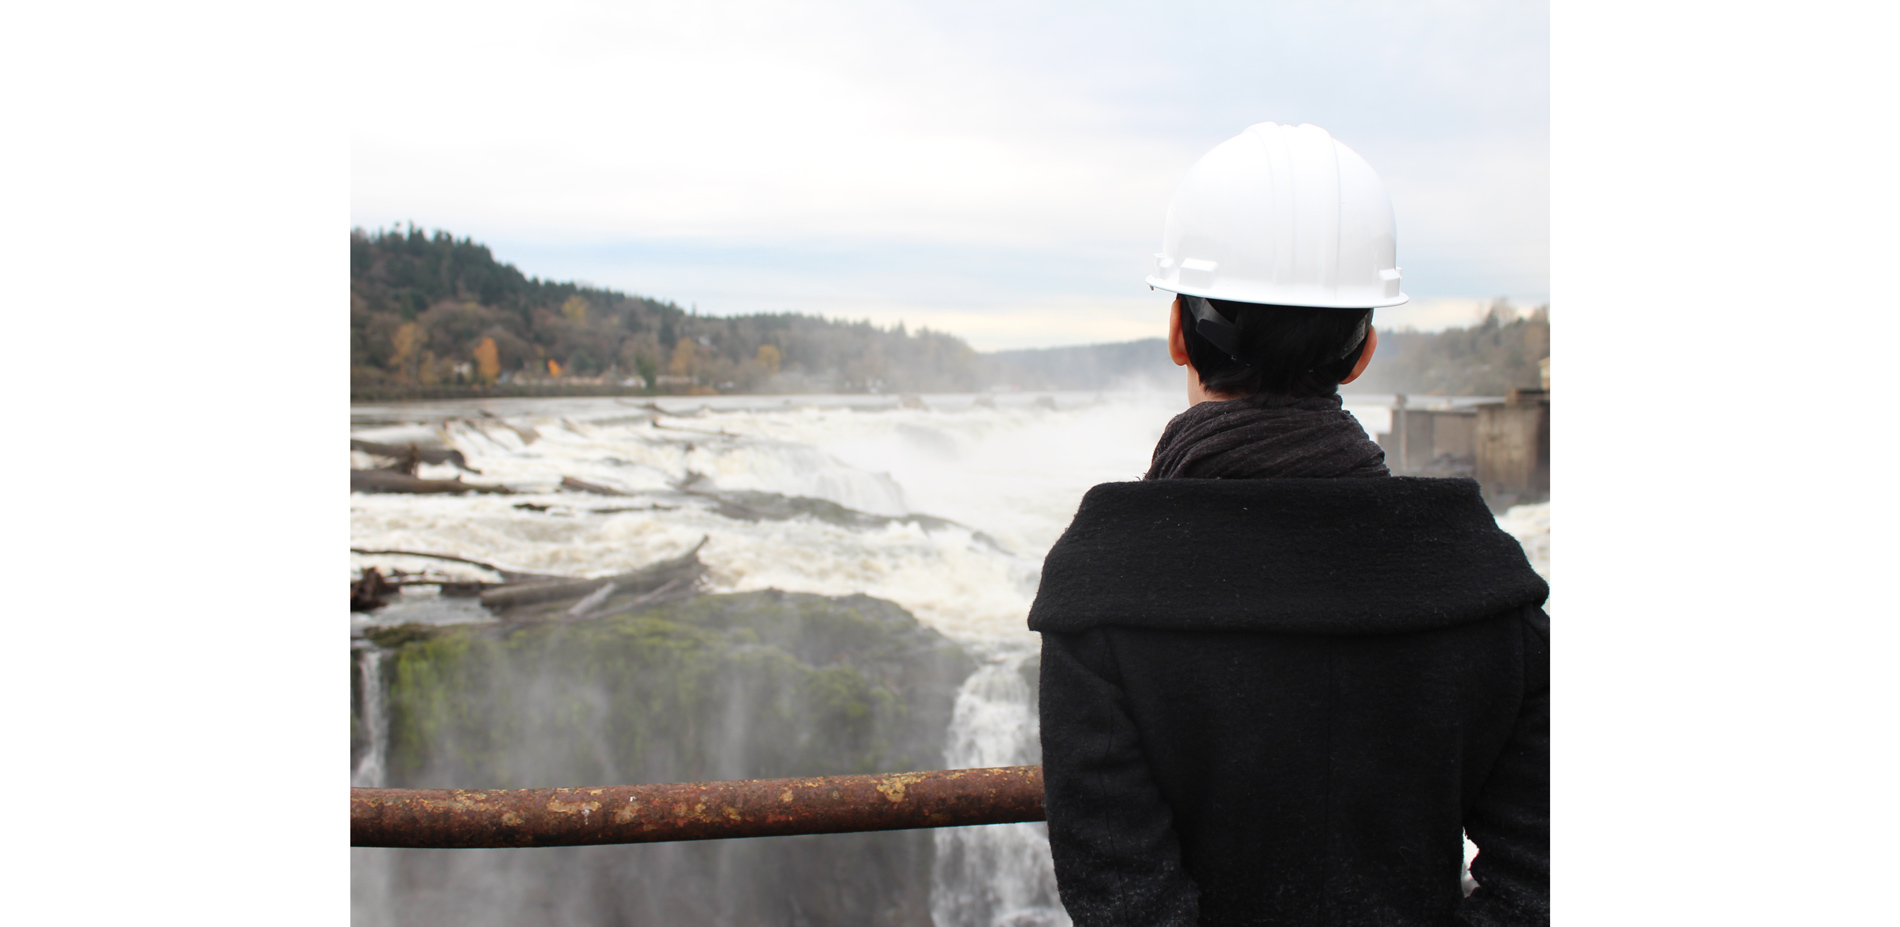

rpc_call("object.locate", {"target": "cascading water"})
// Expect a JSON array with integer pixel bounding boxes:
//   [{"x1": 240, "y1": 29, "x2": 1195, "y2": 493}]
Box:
[
  {"x1": 930, "y1": 644, "x2": 1068, "y2": 927},
  {"x1": 350, "y1": 390, "x2": 1550, "y2": 925},
  {"x1": 351, "y1": 644, "x2": 386, "y2": 789}
]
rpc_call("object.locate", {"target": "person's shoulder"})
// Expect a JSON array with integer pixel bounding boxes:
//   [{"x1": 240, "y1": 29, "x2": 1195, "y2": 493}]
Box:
[
  {"x1": 1032, "y1": 478, "x2": 1548, "y2": 636},
  {"x1": 1520, "y1": 606, "x2": 1549, "y2": 642}
]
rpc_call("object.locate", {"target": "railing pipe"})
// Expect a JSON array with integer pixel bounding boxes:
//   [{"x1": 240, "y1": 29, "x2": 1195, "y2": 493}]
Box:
[{"x1": 352, "y1": 765, "x2": 1044, "y2": 848}]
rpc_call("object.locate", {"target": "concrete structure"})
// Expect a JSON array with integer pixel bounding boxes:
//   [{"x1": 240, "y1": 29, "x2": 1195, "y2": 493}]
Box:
[
  {"x1": 1376, "y1": 396, "x2": 1479, "y2": 478},
  {"x1": 1475, "y1": 388, "x2": 1550, "y2": 509},
  {"x1": 1376, "y1": 387, "x2": 1550, "y2": 510}
]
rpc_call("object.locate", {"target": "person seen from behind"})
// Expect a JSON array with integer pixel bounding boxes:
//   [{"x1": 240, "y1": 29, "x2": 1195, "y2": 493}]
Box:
[{"x1": 1030, "y1": 123, "x2": 1550, "y2": 926}]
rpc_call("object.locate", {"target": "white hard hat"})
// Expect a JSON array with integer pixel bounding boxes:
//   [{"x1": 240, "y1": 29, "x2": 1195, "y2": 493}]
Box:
[{"x1": 1147, "y1": 122, "x2": 1408, "y2": 309}]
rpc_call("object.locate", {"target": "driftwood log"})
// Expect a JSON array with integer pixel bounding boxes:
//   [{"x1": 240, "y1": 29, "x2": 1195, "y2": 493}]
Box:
[
  {"x1": 351, "y1": 469, "x2": 512, "y2": 495},
  {"x1": 479, "y1": 538, "x2": 709, "y2": 612},
  {"x1": 349, "y1": 548, "x2": 567, "y2": 584},
  {"x1": 353, "y1": 540, "x2": 705, "y2": 618},
  {"x1": 560, "y1": 476, "x2": 632, "y2": 496},
  {"x1": 351, "y1": 439, "x2": 480, "y2": 474},
  {"x1": 351, "y1": 567, "x2": 396, "y2": 612}
]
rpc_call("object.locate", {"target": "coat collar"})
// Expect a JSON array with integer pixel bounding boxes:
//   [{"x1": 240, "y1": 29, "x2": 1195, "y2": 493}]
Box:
[{"x1": 1028, "y1": 478, "x2": 1547, "y2": 636}]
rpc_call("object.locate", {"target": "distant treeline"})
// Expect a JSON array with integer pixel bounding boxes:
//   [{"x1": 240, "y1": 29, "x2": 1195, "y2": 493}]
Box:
[
  {"x1": 351, "y1": 227, "x2": 981, "y2": 399},
  {"x1": 981, "y1": 304, "x2": 1550, "y2": 397},
  {"x1": 982, "y1": 340, "x2": 1178, "y2": 391},
  {"x1": 1352, "y1": 304, "x2": 1550, "y2": 397},
  {"x1": 988, "y1": 303, "x2": 1550, "y2": 395},
  {"x1": 350, "y1": 227, "x2": 1547, "y2": 400}
]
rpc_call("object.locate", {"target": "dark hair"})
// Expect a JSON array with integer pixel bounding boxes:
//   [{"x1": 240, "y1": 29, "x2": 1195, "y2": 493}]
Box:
[{"x1": 1179, "y1": 297, "x2": 1373, "y2": 400}]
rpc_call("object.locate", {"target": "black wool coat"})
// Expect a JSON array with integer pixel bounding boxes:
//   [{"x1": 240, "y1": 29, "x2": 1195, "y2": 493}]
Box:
[{"x1": 1030, "y1": 477, "x2": 1549, "y2": 927}]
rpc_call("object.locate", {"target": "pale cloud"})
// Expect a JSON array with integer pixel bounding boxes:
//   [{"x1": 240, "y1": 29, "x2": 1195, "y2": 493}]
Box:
[
  {"x1": 351, "y1": 1, "x2": 1184, "y2": 243},
  {"x1": 352, "y1": 0, "x2": 1547, "y2": 347}
]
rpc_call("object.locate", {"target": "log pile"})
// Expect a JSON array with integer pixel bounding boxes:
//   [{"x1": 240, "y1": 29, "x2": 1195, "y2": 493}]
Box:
[
  {"x1": 350, "y1": 439, "x2": 480, "y2": 473},
  {"x1": 349, "y1": 433, "x2": 708, "y2": 620},
  {"x1": 351, "y1": 438, "x2": 508, "y2": 494},
  {"x1": 351, "y1": 567, "x2": 397, "y2": 612},
  {"x1": 351, "y1": 469, "x2": 513, "y2": 495},
  {"x1": 351, "y1": 538, "x2": 709, "y2": 622}
]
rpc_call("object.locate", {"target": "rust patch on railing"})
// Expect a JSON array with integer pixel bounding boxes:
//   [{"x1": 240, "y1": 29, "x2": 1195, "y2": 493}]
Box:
[{"x1": 352, "y1": 765, "x2": 1045, "y2": 848}]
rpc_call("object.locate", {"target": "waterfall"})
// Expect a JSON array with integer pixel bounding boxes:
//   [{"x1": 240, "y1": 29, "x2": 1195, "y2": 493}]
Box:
[
  {"x1": 930, "y1": 643, "x2": 1070, "y2": 927},
  {"x1": 352, "y1": 645, "x2": 386, "y2": 788},
  {"x1": 352, "y1": 393, "x2": 1540, "y2": 922}
]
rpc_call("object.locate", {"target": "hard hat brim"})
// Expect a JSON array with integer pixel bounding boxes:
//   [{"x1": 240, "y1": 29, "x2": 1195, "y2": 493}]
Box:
[{"x1": 1145, "y1": 276, "x2": 1410, "y2": 310}]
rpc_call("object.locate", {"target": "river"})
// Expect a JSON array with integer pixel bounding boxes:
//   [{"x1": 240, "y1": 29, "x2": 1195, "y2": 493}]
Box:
[{"x1": 350, "y1": 389, "x2": 1550, "y2": 926}]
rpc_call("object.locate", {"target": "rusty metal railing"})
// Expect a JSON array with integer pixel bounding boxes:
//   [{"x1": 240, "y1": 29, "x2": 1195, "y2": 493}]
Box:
[{"x1": 352, "y1": 765, "x2": 1044, "y2": 848}]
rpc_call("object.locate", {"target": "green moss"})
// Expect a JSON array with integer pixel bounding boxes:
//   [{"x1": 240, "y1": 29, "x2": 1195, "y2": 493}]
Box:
[
  {"x1": 365, "y1": 591, "x2": 973, "y2": 789},
  {"x1": 364, "y1": 623, "x2": 444, "y2": 648}
]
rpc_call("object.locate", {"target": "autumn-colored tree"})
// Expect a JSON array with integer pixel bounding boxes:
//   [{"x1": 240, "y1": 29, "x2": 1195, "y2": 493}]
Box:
[
  {"x1": 353, "y1": 228, "x2": 1009, "y2": 396},
  {"x1": 417, "y1": 350, "x2": 440, "y2": 386},
  {"x1": 755, "y1": 344, "x2": 781, "y2": 375},
  {"x1": 548, "y1": 358, "x2": 563, "y2": 378},
  {"x1": 390, "y1": 322, "x2": 425, "y2": 381},
  {"x1": 473, "y1": 337, "x2": 500, "y2": 385},
  {"x1": 561, "y1": 295, "x2": 589, "y2": 326},
  {"x1": 668, "y1": 337, "x2": 697, "y2": 377}
]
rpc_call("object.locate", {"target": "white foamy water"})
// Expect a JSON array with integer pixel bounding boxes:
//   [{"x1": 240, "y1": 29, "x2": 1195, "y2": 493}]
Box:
[
  {"x1": 350, "y1": 645, "x2": 386, "y2": 788},
  {"x1": 351, "y1": 389, "x2": 1549, "y2": 925},
  {"x1": 351, "y1": 392, "x2": 1193, "y2": 643},
  {"x1": 1496, "y1": 500, "x2": 1551, "y2": 581},
  {"x1": 932, "y1": 648, "x2": 1068, "y2": 927}
]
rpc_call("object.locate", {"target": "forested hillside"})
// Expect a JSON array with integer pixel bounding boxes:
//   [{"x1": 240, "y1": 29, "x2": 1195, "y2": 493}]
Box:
[
  {"x1": 982, "y1": 339, "x2": 1178, "y2": 391},
  {"x1": 351, "y1": 227, "x2": 980, "y2": 398},
  {"x1": 350, "y1": 227, "x2": 1548, "y2": 400},
  {"x1": 978, "y1": 306, "x2": 1551, "y2": 397},
  {"x1": 1351, "y1": 304, "x2": 1550, "y2": 397}
]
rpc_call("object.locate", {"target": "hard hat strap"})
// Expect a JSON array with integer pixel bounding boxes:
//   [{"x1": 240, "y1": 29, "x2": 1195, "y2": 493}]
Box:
[
  {"x1": 1332, "y1": 315, "x2": 1372, "y2": 365},
  {"x1": 1184, "y1": 296, "x2": 1371, "y2": 369},
  {"x1": 1184, "y1": 296, "x2": 1248, "y2": 365}
]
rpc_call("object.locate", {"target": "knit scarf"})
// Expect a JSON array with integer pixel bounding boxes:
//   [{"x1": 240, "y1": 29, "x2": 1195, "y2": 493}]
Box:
[{"x1": 1145, "y1": 394, "x2": 1390, "y2": 480}]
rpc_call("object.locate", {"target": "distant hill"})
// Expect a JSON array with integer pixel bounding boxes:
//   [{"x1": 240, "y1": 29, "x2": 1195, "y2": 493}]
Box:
[
  {"x1": 352, "y1": 227, "x2": 982, "y2": 399},
  {"x1": 982, "y1": 339, "x2": 1178, "y2": 391},
  {"x1": 350, "y1": 227, "x2": 1546, "y2": 400},
  {"x1": 1352, "y1": 306, "x2": 1550, "y2": 397},
  {"x1": 977, "y1": 306, "x2": 1549, "y2": 398}
]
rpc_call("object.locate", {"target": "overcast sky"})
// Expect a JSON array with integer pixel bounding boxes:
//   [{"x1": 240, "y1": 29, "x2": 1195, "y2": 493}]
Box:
[{"x1": 351, "y1": 0, "x2": 1547, "y2": 349}]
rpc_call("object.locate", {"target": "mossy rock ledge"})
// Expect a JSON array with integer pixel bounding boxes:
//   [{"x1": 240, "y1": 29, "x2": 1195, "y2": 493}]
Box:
[{"x1": 352, "y1": 590, "x2": 979, "y2": 927}]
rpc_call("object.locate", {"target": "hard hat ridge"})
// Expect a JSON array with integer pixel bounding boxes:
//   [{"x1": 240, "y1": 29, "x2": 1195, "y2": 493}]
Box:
[{"x1": 1147, "y1": 122, "x2": 1408, "y2": 310}]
